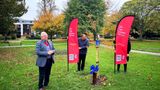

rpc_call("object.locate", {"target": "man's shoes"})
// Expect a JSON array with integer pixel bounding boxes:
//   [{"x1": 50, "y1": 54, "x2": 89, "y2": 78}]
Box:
[
  {"x1": 44, "y1": 83, "x2": 48, "y2": 87},
  {"x1": 117, "y1": 70, "x2": 120, "y2": 73},
  {"x1": 124, "y1": 71, "x2": 127, "y2": 74},
  {"x1": 77, "y1": 70, "x2": 80, "y2": 72},
  {"x1": 44, "y1": 85, "x2": 48, "y2": 89}
]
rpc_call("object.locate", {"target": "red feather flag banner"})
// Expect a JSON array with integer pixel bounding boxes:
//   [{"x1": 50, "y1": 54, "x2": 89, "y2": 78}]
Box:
[
  {"x1": 67, "y1": 18, "x2": 79, "y2": 64},
  {"x1": 115, "y1": 15, "x2": 135, "y2": 65}
]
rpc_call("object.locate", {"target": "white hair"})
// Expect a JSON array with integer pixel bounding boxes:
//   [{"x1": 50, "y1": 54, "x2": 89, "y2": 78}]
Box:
[
  {"x1": 41, "y1": 32, "x2": 48, "y2": 37},
  {"x1": 81, "y1": 34, "x2": 86, "y2": 37}
]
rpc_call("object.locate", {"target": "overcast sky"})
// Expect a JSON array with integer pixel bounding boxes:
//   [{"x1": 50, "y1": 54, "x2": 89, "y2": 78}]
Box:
[{"x1": 20, "y1": 0, "x2": 130, "y2": 20}]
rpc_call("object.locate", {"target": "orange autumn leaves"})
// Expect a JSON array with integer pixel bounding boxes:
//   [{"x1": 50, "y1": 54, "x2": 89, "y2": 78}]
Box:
[
  {"x1": 32, "y1": 11, "x2": 65, "y2": 34},
  {"x1": 102, "y1": 12, "x2": 122, "y2": 36}
]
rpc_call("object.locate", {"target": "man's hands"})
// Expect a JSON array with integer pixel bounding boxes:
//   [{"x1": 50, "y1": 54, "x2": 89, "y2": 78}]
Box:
[
  {"x1": 79, "y1": 46, "x2": 88, "y2": 49},
  {"x1": 48, "y1": 50, "x2": 55, "y2": 55}
]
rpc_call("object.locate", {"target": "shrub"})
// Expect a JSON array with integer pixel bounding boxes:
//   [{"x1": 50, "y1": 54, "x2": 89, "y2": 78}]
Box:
[
  {"x1": 11, "y1": 34, "x2": 17, "y2": 40},
  {"x1": 0, "y1": 34, "x2": 4, "y2": 40}
]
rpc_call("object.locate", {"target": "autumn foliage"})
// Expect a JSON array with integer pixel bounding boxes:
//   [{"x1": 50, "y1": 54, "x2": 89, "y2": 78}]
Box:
[
  {"x1": 32, "y1": 11, "x2": 65, "y2": 35},
  {"x1": 102, "y1": 12, "x2": 122, "y2": 36}
]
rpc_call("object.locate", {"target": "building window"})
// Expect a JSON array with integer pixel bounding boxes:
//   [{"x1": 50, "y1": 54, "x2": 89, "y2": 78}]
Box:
[{"x1": 27, "y1": 25, "x2": 30, "y2": 29}]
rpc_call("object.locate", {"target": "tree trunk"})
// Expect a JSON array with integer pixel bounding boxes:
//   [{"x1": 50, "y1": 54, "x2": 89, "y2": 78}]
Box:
[
  {"x1": 139, "y1": 25, "x2": 144, "y2": 41},
  {"x1": 50, "y1": 34, "x2": 52, "y2": 41},
  {"x1": 139, "y1": 20, "x2": 144, "y2": 41},
  {"x1": 139, "y1": 30, "x2": 143, "y2": 41},
  {"x1": 93, "y1": 32, "x2": 97, "y2": 41},
  {"x1": 4, "y1": 34, "x2": 7, "y2": 41},
  {"x1": 92, "y1": 72, "x2": 97, "y2": 85}
]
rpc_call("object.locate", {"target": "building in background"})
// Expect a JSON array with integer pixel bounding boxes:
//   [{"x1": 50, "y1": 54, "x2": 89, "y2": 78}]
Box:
[{"x1": 14, "y1": 18, "x2": 34, "y2": 37}]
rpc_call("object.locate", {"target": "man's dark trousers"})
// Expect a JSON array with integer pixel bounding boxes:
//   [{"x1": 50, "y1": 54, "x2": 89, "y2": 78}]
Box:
[
  {"x1": 39, "y1": 58, "x2": 52, "y2": 89},
  {"x1": 78, "y1": 54, "x2": 86, "y2": 71},
  {"x1": 117, "y1": 56, "x2": 129, "y2": 72}
]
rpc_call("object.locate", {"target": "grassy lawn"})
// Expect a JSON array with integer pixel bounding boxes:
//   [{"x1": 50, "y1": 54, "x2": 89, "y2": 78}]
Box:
[
  {"x1": 1, "y1": 39, "x2": 160, "y2": 53},
  {"x1": 102, "y1": 39, "x2": 160, "y2": 53},
  {"x1": 0, "y1": 40, "x2": 160, "y2": 90},
  {"x1": 0, "y1": 39, "x2": 67, "y2": 46},
  {"x1": 21, "y1": 39, "x2": 67, "y2": 45},
  {"x1": 131, "y1": 40, "x2": 160, "y2": 53}
]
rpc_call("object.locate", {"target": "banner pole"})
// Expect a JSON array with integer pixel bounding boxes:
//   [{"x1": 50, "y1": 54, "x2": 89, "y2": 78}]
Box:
[
  {"x1": 67, "y1": 18, "x2": 79, "y2": 72},
  {"x1": 114, "y1": 15, "x2": 135, "y2": 74},
  {"x1": 114, "y1": 29, "x2": 117, "y2": 74},
  {"x1": 67, "y1": 37, "x2": 69, "y2": 72},
  {"x1": 114, "y1": 18, "x2": 118, "y2": 74},
  {"x1": 67, "y1": 59, "x2": 69, "y2": 71},
  {"x1": 67, "y1": 19, "x2": 70, "y2": 72},
  {"x1": 114, "y1": 51, "x2": 116, "y2": 73}
]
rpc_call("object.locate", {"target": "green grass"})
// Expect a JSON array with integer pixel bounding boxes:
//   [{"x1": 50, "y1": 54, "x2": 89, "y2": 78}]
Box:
[
  {"x1": 0, "y1": 39, "x2": 67, "y2": 46},
  {"x1": 0, "y1": 41, "x2": 160, "y2": 90},
  {"x1": 1, "y1": 39, "x2": 160, "y2": 53},
  {"x1": 0, "y1": 42, "x2": 9, "y2": 46},
  {"x1": 21, "y1": 39, "x2": 67, "y2": 45},
  {"x1": 132, "y1": 40, "x2": 160, "y2": 53},
  {"x1": 103, "y1": 39, "x2": 160, "y2": 53}
]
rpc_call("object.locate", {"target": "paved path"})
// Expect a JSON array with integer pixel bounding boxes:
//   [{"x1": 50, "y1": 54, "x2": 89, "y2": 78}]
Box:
[
  {"x1": 0, "y1": 45, "x2": 35, "y2": 48},
  {"x1": 100, "y1": 44, "x2": 160, "y2": 56},
  {"x1": 131, "y1": 50, "x2": 160, "y2": 56},
  {"x1": 0, "y1": 43, "x2": 66, "y2": 48},
  {"x1": 0, "y1": 43, "x2": 159, "y2": 56}
]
